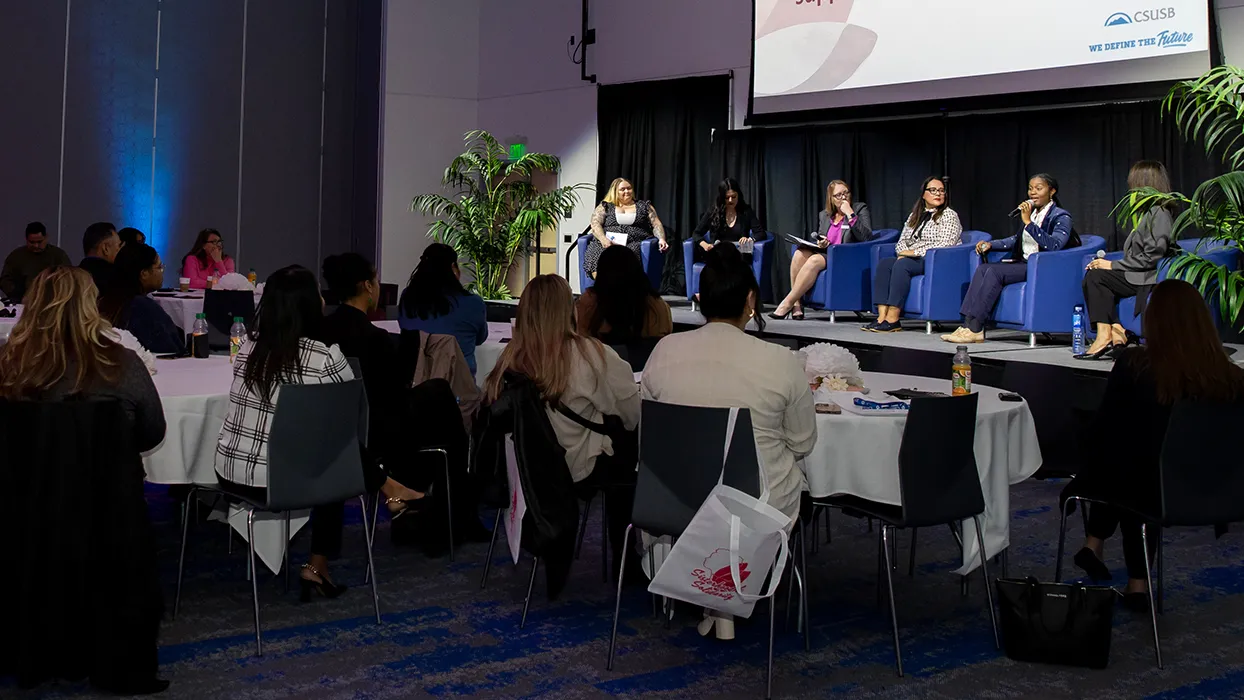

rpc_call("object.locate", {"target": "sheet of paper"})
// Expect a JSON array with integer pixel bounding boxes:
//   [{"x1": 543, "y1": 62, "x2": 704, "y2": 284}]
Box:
[
  {"x1": 736, "y1": 238, "x2": 755, "y2": 254},
  {"x1": 605, "y1": 231, "x2": 628, "y2": 245}
]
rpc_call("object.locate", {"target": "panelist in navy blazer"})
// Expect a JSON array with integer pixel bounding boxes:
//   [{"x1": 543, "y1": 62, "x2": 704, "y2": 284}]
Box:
[{"x1": 943, "y1": 173, "x2": 1076, "y2": 343}]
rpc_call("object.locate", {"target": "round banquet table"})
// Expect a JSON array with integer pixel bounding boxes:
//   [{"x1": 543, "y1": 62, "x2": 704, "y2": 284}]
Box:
[
  {"x1": 802, "y1": 372, "x2": 1042, "y2": 575},
  {"x1": 151, "y1": 290, "x2": 263, "y2": 334},
  {"x1": 144, "y1": 355, "x2": 307, "y2": 573}
]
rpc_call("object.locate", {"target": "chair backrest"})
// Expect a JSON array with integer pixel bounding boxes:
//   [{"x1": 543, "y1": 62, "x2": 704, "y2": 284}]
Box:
[
  {"x1": 204, "y1": 289, "x2": 255, "y2": 350},
  {"x1": 897, "y1": 394, "x2": 984, "y2": 527},
  {"x1": 962, "y1": 230, "x2": 991, "y2": 246},
  {"x1": 603, "y1": 335, "x2": 661, "y2": 371},
  {"x1": 265, "y1": 380, "x2": 368, "y2": 510},
  {"x1": 633, "y1": 400, "x2": 761, "y2": 538},
  {"x1": 1159, "y1": 399, "x2": 1244, "y2": 526}
]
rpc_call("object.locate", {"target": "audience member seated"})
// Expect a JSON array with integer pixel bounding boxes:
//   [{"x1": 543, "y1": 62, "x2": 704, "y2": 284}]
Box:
[
  {"x1": 484, "y1": 274, "x2": 641, "y2": 577},
  {"x1": 1079, "y1": 160, "x2": 1174, "y2": 359},
  {"x1": 773, "y1": 179, "x2": 874, "y2": 320},
  {"x1": 181, "y1": 228, "x2": 235, "y2": 289},
  {"x1": 0, "y1": 221, "x2": 71, "y2": 302},
  {"x1": 321, "y1": 253, "x2": 486, "y2": 553},
  {"x1": 215, "y1": 265, "x2": 424, "y2": 598},
  {"x1": 98, "y1": 243, "x2": 185, "y2": 355},
  {"x1": 1064, "y1": 279, "x2": 1244, "y2": 610},
  {"x1": 0, "y1": 265, "x2": 167, "y2": 694},
  {"x1": 691, "y1": 177, "x2": 766, "y2": 265},
  {"x1": 79, "y1": 221, "x2": 120, "y2": 291},
  {"x1": 575, "y1": 244, "x2": 673, "y2": 344},
  {"x1": 944, "y1": 173, "x2": 1076, "y2": 343},
  {"x1": 584, "y1": 177, "x2": 670, "y2": 278},
  {"x1": 398, "y1": 243, "x2": 488, "y2": 374},
  {"x1": 118, "y1": 227, "x2": 146, "y2": 247},
  {"x1": 866, "y1": 176, "x2": 962, "y2": 332},
  {"x1": 641, "y1": 244, "x2": 816, "y2": 641}
]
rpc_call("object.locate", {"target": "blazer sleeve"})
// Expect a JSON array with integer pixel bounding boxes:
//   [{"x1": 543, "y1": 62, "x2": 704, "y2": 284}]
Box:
[
  {"x1": 744, "y1": 207, "x2": 767, "y2": 241},
  {"x1": 817, "y1": 210, "x2": 831, "y2": 238},
  {"x1": 120, "y1": 350, "x2": 167, "y2": 453},
  {"x1": 1117, "y1": 209, "x2": 1173, "y2": 273},
  {"x1": 692, "y1": 210, "x2": 714, "y2": 244},
  {"x1": 843, "y1": 203, "x2": 874, "y2": 243},
  {"x1": 1024, "y1": 209, "x2": 1073, "y2": 251}
]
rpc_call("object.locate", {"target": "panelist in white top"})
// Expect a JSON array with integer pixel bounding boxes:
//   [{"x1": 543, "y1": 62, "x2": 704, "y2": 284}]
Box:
[{"x1": 584, "y1": 177, "x2": 670, "y2": 278}]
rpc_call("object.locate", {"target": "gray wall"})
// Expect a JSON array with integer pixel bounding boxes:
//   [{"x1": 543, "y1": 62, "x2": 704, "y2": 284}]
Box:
[{"x1": 0, "y1": 0, "x2": 379, "y2": 280}]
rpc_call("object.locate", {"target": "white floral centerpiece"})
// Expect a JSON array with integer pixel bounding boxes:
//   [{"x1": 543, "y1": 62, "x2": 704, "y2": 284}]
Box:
[{"x1": 799, "y1": 343, "x2": 864, "y2": 392}]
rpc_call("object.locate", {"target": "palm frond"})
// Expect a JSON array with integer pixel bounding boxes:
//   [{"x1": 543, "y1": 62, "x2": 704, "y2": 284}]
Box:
[{"x1": 1164, "y1": 65, "x2": 1244, "y2": 170}]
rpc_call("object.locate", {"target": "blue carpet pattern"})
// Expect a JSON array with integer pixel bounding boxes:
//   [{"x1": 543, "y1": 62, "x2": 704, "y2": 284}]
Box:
[{"x1": 10, "y1": 478, "x2": 1244, "y2": 698}]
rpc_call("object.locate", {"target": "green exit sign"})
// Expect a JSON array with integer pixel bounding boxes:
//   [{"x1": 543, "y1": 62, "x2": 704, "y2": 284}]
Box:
[{"x1": 508, "y1": 143, "x2": 527, "y2": 160}]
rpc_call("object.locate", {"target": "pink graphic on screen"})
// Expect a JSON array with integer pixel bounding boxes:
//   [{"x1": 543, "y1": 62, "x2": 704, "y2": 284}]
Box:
[{"x1": 754, "y1": 0, "x2": 878, "y2": 96}]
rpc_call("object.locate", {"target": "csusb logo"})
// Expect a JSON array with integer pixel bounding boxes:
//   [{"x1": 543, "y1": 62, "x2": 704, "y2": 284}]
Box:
[{"x1": 1105, "y1": 8, "x2": 1176, "y2": 26}]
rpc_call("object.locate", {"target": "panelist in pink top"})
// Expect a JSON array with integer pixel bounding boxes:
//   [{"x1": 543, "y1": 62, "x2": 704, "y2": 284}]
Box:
[
  {"x1": 771, "y1": 180, "x2": 872, "y2": 320},
  {"x1": 181, "y1": 228, "x2": 235, "y2": 289}
]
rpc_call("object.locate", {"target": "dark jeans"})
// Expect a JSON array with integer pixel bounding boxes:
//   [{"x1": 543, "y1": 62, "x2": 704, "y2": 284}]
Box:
[
  {"x1": 1083, "y1": 268, "x2": 1139, "y2": 326},
  {"x1": 1085, "y1": 503, "x2": 1158, "y2": 580},
  {"x1": 961, "y1": 262, "x2": 1028, "y2": 332},
  {"x1": 218, "y1": 456, "x2": 386, "y2": 560},
  {"x1": 873, "y1": 256, "x2": 925, "y2": 308}
]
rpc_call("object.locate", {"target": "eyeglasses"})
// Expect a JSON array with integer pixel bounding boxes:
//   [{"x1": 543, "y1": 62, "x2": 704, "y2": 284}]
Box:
[
  {"x1": 925, "y1": 187, "x2": 946, "y2": 195},
  {"x1": 832, "y1": 191, "x2": 851, "y2": 200},
  {"x1": 206, "y1": 239, "x2": 223, "y2": 245}
]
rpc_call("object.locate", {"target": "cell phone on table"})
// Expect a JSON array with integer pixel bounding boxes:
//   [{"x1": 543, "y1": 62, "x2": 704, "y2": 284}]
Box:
[{"x1": 999, "y1": 392, "x2": 1023, "y2": 402}]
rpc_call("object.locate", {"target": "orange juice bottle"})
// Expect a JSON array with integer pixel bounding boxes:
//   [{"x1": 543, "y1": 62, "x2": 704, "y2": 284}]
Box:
[{"x1": 952, "y1": 346, "x2": 972, "y2": 396}]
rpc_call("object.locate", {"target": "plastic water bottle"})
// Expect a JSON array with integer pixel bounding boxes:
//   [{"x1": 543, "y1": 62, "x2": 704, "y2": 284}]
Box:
[
  {"x1": 247, "y1": 268, "x2": 257, "y2": 285},
  {"x1": 952, "y1": 346, "x2": 972, "y2": 396},
  {"x1": 191, "y1": 313, "x2": 210, "y2": 359},
  {"x1": 1072, "y1": 304, "x2": 1086, "y2": 355},
  {"x1": 229, "y1": 316, "x2": 246, "y2": 363}
]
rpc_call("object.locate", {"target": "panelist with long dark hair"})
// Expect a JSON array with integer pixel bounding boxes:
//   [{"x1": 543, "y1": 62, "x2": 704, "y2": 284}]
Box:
[
  {"x1": 1078, "y1": 160, "x2": 1175, "y2": 359},
  {"x1": 943, "y1": 173, "x2": 1075, "y2": 343},
  {"x1": 773, "y1": 179, "x2": 873, "y2": 320},
  {"x1": 691, "y1": 178, "x2": 765, "y2": 263},
  {"x1": 866, "y1": 176, "x2": 961, "y2": 332}
]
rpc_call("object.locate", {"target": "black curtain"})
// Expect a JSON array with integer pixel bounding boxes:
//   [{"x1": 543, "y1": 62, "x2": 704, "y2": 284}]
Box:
[{"x1": 596, "y1": 76, "x2": 729, "y2": 294}]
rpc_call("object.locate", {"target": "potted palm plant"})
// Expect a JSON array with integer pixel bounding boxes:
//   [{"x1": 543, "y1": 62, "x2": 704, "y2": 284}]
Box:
[
  {"x1": 1114, "y1": 65, "x2": 1244, "y2": 327},
  {"x1": 411, "y1": 130, "x2": 591, "y2": 299}
]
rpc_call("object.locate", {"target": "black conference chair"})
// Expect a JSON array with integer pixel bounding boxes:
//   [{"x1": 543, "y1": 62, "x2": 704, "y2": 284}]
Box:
[
  {"x1": 760, "y1": 336, "x2": 801, "y2": 351},
  {"x1": 172, "y1": 380, "x2": 380, "y2": 656},
  {"x1": 603, "y1": 335, "x2": 662, "y2": 372},
  {"x1": 203, "y1": 289, "x2": 256, "y2": 351},
  {"x1": 605, "y1": 400, "x2": 809, "y2": 700},
  {"x1": 811, "y1": 393, "x2": 998, "y2": 677},
  {"x1": 1054, "y1": 399, "x2": 1244, "y2": 669}
]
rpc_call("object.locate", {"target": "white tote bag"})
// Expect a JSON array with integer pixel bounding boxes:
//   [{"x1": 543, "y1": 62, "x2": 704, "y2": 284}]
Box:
[
  {"x1": 503, "y1": 435, "x2": 527, "y2": 564},
  {"x1": 647, "y1": 409, "x2": 792, "y2": 618}
]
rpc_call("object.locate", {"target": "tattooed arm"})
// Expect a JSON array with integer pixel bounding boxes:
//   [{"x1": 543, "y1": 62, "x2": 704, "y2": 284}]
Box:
[
  {"x1": 648, "y1": 205, "x2": 670, "y2": 252},
  {"x1": 590, "y1": 203, "x2": 611, "y2": 246}
]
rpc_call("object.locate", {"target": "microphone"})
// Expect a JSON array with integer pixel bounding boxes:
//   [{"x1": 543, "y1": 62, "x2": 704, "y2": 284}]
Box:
[
  {"x1": 1008, "y1": 200, "x2": 1035, "y2": 218},
  {"x1": 1096, "y1": 250, "x2": 1106, "y2": 260}
]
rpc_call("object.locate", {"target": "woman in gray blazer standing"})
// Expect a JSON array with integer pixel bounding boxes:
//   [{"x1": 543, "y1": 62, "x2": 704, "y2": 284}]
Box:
[
  {"x1": 771, "y1": 180, "x2": 873, "y2": 319},
  {"x1": 1079, "y1": 160, "x2": 1176, "y2": 359}
]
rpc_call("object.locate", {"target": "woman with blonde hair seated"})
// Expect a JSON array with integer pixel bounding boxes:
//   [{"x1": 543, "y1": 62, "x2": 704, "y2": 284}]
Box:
[
  {"x1": 584, "y1": 178, "x2": 670, "y2": 279},
  {"x1": 484, "y1": 274, "x2": 641, "y2": 578}
]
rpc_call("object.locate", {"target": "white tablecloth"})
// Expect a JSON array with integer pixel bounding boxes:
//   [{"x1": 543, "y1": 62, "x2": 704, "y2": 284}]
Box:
[
  {"x1": 802, "y1": 372, "x2": 1042, "y2": 575},
  {"x1": 372, "y1": 319, "x2": 509, "y2": 387},
  {"x1": 144, "y1": 355, "x2": 307, "y2": 573},
  {"x1": 152, "y1": 291, "x2": 262, "y2": 334}
]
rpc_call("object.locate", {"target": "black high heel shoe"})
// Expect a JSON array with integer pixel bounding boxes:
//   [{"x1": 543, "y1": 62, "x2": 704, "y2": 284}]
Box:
[
  {"x1": 1073, "y1": 343, "x2": 1119, "y2": 361},
  {"x1": 299, "y1": 564, "x2": 347, "y2": 602},
  {"x1": 386, "y1": 483, "x2": 433, "y2": 520},
  {"x1": 767, "y1": 309, "x2": 792, "y2": 320}
]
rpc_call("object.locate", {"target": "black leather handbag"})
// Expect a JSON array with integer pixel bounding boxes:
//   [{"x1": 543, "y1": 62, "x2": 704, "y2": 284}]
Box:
[{"x1": 995, "y1": 576, "x2": 1116, "y2": 669}]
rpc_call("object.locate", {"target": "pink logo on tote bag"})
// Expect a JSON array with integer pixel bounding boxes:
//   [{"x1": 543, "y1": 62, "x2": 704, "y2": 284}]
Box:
[{"x1": 691, "y1": 548, "x2": 751, "y2": 600}]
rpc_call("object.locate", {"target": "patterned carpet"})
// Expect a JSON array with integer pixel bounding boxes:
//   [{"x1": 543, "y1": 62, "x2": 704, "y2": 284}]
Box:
[{"x1": 11, "y1": 477, "x2": 1244, "y2": 699}]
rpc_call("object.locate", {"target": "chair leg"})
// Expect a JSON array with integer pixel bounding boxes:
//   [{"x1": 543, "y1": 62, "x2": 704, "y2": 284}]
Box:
[
  {"x1": 520, "y1": 557, "x2": 539, "y2": 629},
  {"x1": 283, "y1": 512, "x2": 291, "y2": 594},
  {"x1": 606, "y1": 524, "x2": 634, "y2": 671},
  {"x1": 246, "y1": 510, "x2": 263, "y2": 656},
  {"x1": 973, "y1": 515, "x2": 1000, "y2": 649},
  {"x1": 649, "y1": 545, "x2": 658, "y2": 618},
  {"x1": 443, "y1": 450, "x2": 455, "y2": 563},
  {"x1": 480, "y1": 509, "x2": 502, "y2": 590},
  {"x1": 601, "y1": 496, "x2": 610, "y2": 584},
  {"x1": 824, "y1": 506, "x2": 831, "y2": 545},
  {"x1": 881, "y1": 525, "x2": 903, "y2": 677},
  {"x1": 575, "y1": 497, "x2": 591, "y2": 560},
  {"x1": 1140, "y1": 523, "x2": 1163, "y2": 668},
  {"x1": 357, "y1": 496, "x2": 381, "y2": 624},
  {"x1": 364, "y1": 493, "x2": 379, "y2": 585},
  {"x1": 1054, "y1": 497, "x2": 1074, "y2": 583},
  {"x1": 799, "y1": 521, "x2": 811, "y2": 652},
  {"x1": 829, "y1": 310, "x2": 837, "y2": 323},
  {"x1": 1028, "y1": 333, "x2": 1036, "y2": 348},
  {"x1": 875, "y1": 527, "x2": 884, "y2": 609},
  {"x1": 925, "y1": 321, "x2": 932, "y2": 335},
  {"x1": 173, "y1": 487, "x2": 197, "y2": 621},
  {"x1": 1155, "y1": 535, "x2": 1164, "y2": 615},
  {"x1": 908, "y1": 528, "x2": 918, "y2": 577},
  {"x1": 766, "y1": 594, "x2": 777, "y2": 700}
]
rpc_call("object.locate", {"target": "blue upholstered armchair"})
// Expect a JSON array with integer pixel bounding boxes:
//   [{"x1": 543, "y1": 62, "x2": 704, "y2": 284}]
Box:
[
  {"x1": 576, "y1": 233, "x2": 666, "y2": 292},
  {"x1": 791, "y1": 229, "x2": 899, "y2": 321},
  {"x1": 977, "y1": 234, "x2": 1106, "y2": 346},
  {"x1": 684, "y1": 231, "x2": 772, "y2": 303},
  {"x1": 868, "y1": 230, "x2": 991, "y2": 332},
  {"x1": 1100, "y1": 238, "x2": 1242, "y2": 336}
]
